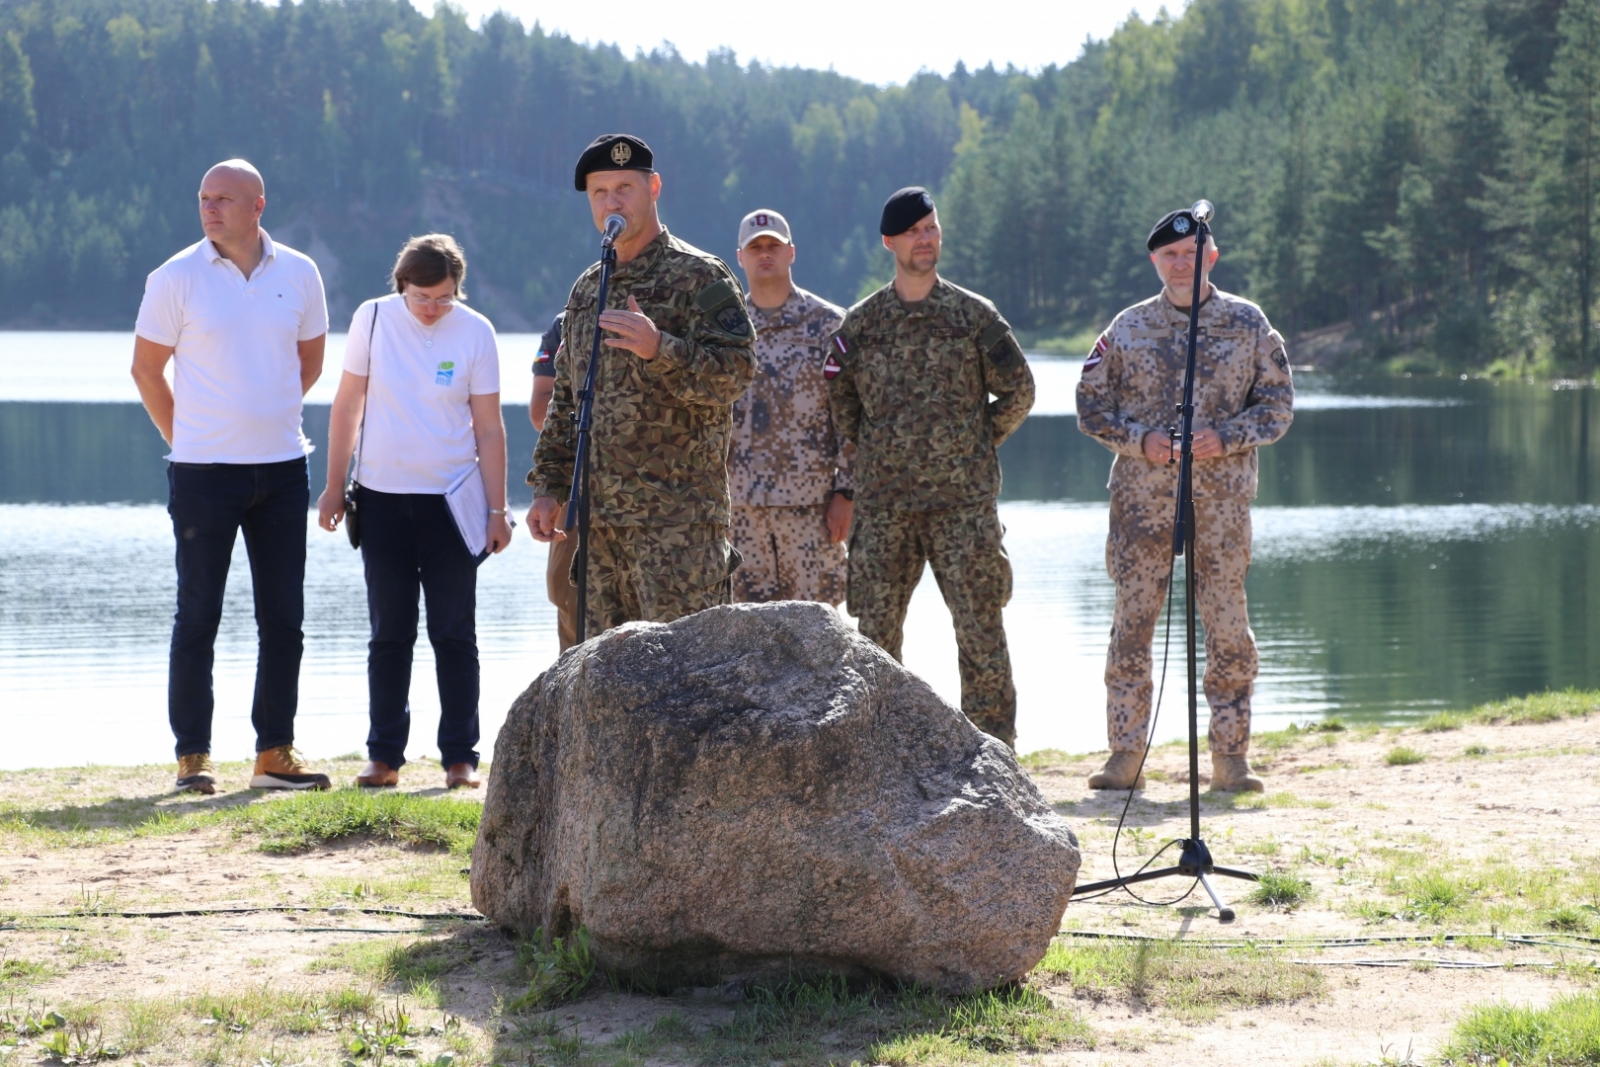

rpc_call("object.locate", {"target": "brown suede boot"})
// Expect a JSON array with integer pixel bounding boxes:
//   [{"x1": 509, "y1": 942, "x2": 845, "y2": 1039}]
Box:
[
  {"x1": 1210, "y1": 753, "x2": 1264, "y2": 792},
  {"x1": 1087, "y1": 751, "x2": 1146, "y2": 790}
]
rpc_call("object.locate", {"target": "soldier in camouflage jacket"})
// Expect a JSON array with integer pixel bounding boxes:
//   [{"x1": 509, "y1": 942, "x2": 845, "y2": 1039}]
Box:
[
  {"x1": 729, "y1": 208, "x2": 853, "y2": 605},
  {"x1": 1076, "y1": 208, "x2": 1294, "y2": 792},
  {"x1": 826, "y1": 187, "x2": 1035, "y2": 746},
  {"x1": 528, "y1": 135, "x2": 755, "y2": 637}
]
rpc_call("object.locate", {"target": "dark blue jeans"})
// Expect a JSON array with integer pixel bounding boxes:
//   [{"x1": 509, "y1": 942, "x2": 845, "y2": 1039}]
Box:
[
  {"x1": 167, "y1": 458, "x2": 308, "y2": 759},
  {"x1": 357, "y1": 487, "x2": 482, "y2": 770}
]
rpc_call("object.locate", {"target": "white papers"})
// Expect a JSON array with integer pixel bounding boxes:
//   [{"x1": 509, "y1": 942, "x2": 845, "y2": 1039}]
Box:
[{"x1": 445, "y1": 463, "x2": 488, "y2": 557}]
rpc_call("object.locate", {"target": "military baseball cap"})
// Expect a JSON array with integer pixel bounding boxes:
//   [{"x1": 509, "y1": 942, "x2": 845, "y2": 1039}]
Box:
[{"x1": 737, "y1": 209, "x2": 792, "y2": 249}]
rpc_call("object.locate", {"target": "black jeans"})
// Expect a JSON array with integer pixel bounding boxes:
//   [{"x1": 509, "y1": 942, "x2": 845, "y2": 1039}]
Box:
[
  {"x1": 167, "y1": 458, "x2": 308, "y2": 759},
  {"x1": 357, "y1": 487, "x2": 482, "y2": 770}
]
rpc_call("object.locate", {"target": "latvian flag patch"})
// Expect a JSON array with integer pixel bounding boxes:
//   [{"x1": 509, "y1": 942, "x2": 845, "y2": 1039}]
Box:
[
  {"x1": 823, "y1": 335, "x2": 847, "y2": 379},
  {"x1": 1084, "y1": 331, "x2": 1109, "y2": 371}
]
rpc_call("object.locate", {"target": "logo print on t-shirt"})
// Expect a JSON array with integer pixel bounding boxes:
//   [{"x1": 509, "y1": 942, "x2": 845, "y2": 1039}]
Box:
[{"x1": 435, "y1": 361, "x2": 455, "y2": 386}]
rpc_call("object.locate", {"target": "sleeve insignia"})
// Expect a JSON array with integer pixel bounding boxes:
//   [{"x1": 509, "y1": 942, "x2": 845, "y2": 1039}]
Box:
[
  {"x1": 1083, "y1": 331, "x2": 1109, "y2": 371},
  {"x1": 714, "y1": 304, "x2": 752, "y2": 338},
  {"x1": 1271, "y1": 347, "x2": 1289, "y2": 372},
  {"x1": 822, "y1": 353, "x2": 843, "y2": 380},
  {"x1": 832, "y1": 335, "x2": 849, "y2": 356}
]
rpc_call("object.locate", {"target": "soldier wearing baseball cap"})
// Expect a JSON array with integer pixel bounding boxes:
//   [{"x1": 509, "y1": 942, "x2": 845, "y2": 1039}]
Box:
[
  {"x1": 1075, "y1": 208, "x2": 1295, "y2": 792},
  {"x1": 728, "y1": 208, "x2": 853, "y2": 607},
  {"x1": 526, "y1": 134, "x2": 756, "y2": 636},
  {"x1": 824, "y1": 186, "x2": 1035, "y2": 748}
]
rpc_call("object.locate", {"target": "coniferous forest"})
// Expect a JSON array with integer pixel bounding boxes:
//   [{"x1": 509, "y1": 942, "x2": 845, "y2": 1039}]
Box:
[{"x1": 0, "y1": 0, "x2": 1596, "y2": 372}]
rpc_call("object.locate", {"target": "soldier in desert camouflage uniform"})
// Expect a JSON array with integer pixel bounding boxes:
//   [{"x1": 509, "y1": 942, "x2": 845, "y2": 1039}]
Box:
[
  {"x1": 729, "y1": 208, "x2": 853, "y2": 605},
  {"x1": 1076, "y1": 208, "x2": 1294, "y2": 792},
  {"x1": 827, "y1": 187, "x2": 1035, "y2": 746},
  {"x1": 526, "y1": 134, "x2": 755, "y2": 636}
]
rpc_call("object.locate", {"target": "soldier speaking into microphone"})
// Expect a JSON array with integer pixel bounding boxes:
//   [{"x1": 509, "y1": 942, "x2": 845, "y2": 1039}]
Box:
[
  {"x1": 1076, "y1": 208, "x2": 1294, "y2": 792},
  {"x1": 826, "y1": 187, "x2": 1035, "y2": 746},
  {"x1": 525, "y1": 134, "x2": 755, "y2": 634}
]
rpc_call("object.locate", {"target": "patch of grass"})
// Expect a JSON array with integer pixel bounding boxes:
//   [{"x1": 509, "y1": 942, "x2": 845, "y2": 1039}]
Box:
[
  {"x1": 1439, "y1": 989, "x2": 1600, "y2": 1065},
  {"x1": 1463, "y1": 688, "x2": 1599, "y2": 726},
  {"x1": 1385, "y1": 746, "x2": 1426, "y2": 766},
  {"x1": 1034, "y1": 939, "x2": 1321, "y2": 1022},
  {"x1": 1249, "y1": 871, "x2": 1315, "y2": 911},
  {"x1": 1017, "y1": 748, "x2": 1073, "y2": 771},
  {"x1": 1463, "y1": 743, "x2": 1491, "y2": 757},
  {"x1": 1545, "y1": 905, "x2": 1597, "y2": 934},
  {"x1": 226, "y1": 789, "x2": 482, "y2": 853},
  {"x1": 872, "y1": 986, "x2": 1091, "y2": 1062},
  {"x1": 1400, "y1": 871, "x2": 1475, "y2": 923},
  {"x1": 1420, "y1": 712, "x2": 1466, "y2": 732},
  {"x1": 510, "y1": 928, "x2": 597, "y2": 1012},
  {"x1": 0, "y1": 953, "x2": 53, "y2": 991},
  {"x1": 313, "y1": 935, "x2": 478, "y2": 990}
]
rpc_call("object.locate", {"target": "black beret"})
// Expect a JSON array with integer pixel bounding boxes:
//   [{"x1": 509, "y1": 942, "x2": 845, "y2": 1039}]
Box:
[
  {"x1": 1147, "y1": 209, "x2": 1205, "y2": 251},
  {"x1": 880, "y1": 186, "x2": 936, "y2": 236},
  {"x1": 573, "y1": 134, "x2": 654, "y2": 191}
]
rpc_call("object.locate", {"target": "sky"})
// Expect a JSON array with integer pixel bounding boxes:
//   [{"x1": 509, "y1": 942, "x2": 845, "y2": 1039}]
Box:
[{"x1": 452, "y1": 0, "x2": 1174, "y2": 87}]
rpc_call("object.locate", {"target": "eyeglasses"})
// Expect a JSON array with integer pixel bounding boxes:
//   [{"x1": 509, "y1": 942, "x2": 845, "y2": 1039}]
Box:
[{"x1": 404, "y1": 292, "x2": 456, "y2": 309}]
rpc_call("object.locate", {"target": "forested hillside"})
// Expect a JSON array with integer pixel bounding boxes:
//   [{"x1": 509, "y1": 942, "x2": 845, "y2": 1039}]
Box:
[{"x1": 0, "y1": 0, "x2": 1594, "y2": 372}]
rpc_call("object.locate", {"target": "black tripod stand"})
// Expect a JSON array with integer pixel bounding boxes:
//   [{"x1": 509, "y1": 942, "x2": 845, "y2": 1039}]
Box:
[
  {"x1": 562, "y1": 216, "x2": 623, "y2": 644},
  {"x1": 1071, "y1": 199, "x2": 1256, "y2": 921}
]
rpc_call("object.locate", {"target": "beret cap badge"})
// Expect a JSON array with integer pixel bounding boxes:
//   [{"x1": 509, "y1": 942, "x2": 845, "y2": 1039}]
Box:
[
  {"x1": 1174, "y1": 216, "x2": 1191, "y2": 234},
  {"x1": 610, "y1": 142, "x2": 632, "y2": 166}
]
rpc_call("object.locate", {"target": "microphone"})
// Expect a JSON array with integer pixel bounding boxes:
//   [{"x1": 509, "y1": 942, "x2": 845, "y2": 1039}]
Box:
[
  {"x1": 601, "y1": 214, "x2": 626, "y2": 247},
  {"x1": 1190, "y1": 199, "x2": 1215, "y2": 224}
]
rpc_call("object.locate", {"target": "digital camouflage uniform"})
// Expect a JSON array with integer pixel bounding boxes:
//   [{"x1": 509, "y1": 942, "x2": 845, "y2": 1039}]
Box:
[
  {"x1": 730, "y1": 286, "x2": 851, "y2": 605},
  {"x1": 1076, "y1": 287, "x2": 1294, "y2": 756},
  {"x1": 827, "y1": 278, "x2": 1035, "y2": 745},
  {"x1": 529, "y1": 229, "x2": 756, "y2": 636}
]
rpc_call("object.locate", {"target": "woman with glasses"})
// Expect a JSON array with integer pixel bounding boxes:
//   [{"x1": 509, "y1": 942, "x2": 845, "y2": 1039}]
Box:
[{"x1": 317, "y1": 234, "x2": 513, "y2": 789}]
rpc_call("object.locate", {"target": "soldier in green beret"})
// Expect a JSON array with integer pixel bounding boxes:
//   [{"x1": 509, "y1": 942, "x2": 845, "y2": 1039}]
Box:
[
  {"x1": 826, "y1": 187, "x2": 1035, "y2": 747},
  {"x1": 526, "y1": 134, "x2": 756, "y2": 635}
]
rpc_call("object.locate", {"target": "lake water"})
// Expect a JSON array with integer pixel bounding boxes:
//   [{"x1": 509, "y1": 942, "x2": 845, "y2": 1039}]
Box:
[{"x1": 3, "y1": 332, "x2": 1597, "y2": 769}]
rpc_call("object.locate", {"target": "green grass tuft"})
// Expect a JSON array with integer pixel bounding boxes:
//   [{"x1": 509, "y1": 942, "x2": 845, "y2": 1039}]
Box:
[
  {"x1": 1248, "y1": 871, "x2": 1315, "y2": 911},
  {"x1": 1034, "y1": 939, "x2": 1321, "y2": 1022},
  {"x1": 1464, "y1": 743, "x2": 1491, "y2": 757},
  {"x1": 1385, "y1": 746, "x2": 1426, "y2": 766},
  {"x1": 510, "y1": 927, "x2": 597, "y2": 1012},
  {"x1": 1440, "y1": 989, "x2": 1600, "y2": 1065},
  {"x1": 1420, "y1": 712, "x2": 1466, "y2": 732},
  {"x1": 225, "y1": 788, "x2": 481, "y2": 853},
  {"x1": 1463, "y1": 688, "x2": 1599, "y2": 726}
]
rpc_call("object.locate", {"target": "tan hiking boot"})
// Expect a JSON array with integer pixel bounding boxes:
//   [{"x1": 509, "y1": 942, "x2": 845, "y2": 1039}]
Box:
[
  {"x1": 250, "y1": 745, "x2": 331, "y2": 791},
  {"x1": 1210, "y1": 753, "x2": 1264, "y2": 792},
  {"x1": 1087, "y1": 751, "x2": 1146, "y2": 790},
  {"x1": 176, "y1": 753, "x2": 216, "y2": 795}
]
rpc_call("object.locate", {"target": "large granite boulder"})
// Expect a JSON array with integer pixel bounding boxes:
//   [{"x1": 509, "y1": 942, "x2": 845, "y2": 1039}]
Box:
[{"x1": 471, "y1": 601, "x2": 1079, "y2": 993}]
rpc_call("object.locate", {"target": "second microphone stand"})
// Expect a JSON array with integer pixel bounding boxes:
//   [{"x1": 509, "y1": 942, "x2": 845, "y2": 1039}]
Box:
[
  {"x1": 562, "y1": 235, "x2": 618, "y2": 645},
  {"x1": 1071, "y1": 206, "x2": 1257, "y2": 920}
]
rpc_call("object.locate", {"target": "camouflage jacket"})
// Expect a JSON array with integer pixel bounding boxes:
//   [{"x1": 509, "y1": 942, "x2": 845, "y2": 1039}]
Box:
[
  {"x1": 528, "y1": 229, "x2": 756, "y2": 526},
  {"x1": 827, "y1": 278, "x2": 1034, "y2": 510},
  {"x1": 1075, "y1": 287, "x2": 1294, "y2": 500},
  {"x1": 730, "y1": 285, "x2": 853, "y2": 507}
]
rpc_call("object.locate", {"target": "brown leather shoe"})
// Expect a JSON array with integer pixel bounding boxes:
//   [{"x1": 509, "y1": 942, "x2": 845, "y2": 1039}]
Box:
[
  {"x1": 356, "y1": 760, "x2": 399, "y2": 788},
  {"x1": 445, "y1": 763, "x2": 481, "y2": 789}
]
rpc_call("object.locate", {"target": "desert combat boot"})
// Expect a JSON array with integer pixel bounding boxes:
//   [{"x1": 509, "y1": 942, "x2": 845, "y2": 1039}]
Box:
[
  {"x1": 1210, "y1": 753, "x2": 1264, "y2": 792},
  {"x1": 1087, "y1": 751, "x2": 1146, "y2": 790}
]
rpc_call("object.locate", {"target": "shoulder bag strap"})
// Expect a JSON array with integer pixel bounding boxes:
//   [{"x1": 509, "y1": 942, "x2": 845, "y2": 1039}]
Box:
[{"x1": 349, "y1": 302, "x2": 379, "y2": 488}]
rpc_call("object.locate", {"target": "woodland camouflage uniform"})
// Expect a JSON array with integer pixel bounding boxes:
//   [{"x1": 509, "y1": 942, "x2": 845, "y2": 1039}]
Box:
[
  {"x1": 827, "y1": 278, "x2": 1035, "y2": 745},
  {"x1": 729, "y1": 286, "x2": 852, "y2": 605},
  {"x1": 529, "y1": 228, "x2": 756, "y2": 635},
  {"x1": 1076, "y1": 288, "x2": 1294, "y2": 757}
]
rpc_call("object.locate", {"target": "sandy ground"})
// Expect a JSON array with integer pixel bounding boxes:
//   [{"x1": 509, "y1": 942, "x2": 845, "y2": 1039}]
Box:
[{"x1": 0, "y1": 717, "x2": 1595, "y2": 1065}]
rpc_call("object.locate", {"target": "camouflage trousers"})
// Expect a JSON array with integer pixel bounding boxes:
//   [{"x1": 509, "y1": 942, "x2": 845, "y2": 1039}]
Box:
[
  {"x1": 580, "y1": 522, "x2": 736, "y2": 637},
  {"x1": 1104, "y1": 492, "x2": 1257, "y2": 756},
  {"x1": 729, "y1": 503, "x2": 847, "y2": 607},
  {"x1": 848, "y1": 502, "x2": 1016, "y2": 746},
  {"x1": 545, "y1": 504, "x2": 579, "y2": 652}
]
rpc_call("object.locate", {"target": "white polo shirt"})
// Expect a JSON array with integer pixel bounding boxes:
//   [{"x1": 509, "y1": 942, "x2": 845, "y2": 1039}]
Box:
[
  {"x1": 135, "y1": 229, "x2": 329, "y2": 464},
  {"x1": 342, "y1": 295, "x2": 501, "y2": 494}
]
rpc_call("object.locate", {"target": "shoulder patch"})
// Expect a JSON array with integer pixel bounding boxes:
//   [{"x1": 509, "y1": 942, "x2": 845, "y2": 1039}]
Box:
[
  {"x1": 832, "y1": 335, "x2": 849, "y2": 356},
  {"x1": 822, "y1": 353, "x2": 843, "y2": 380},
  {"x1": 1083, "y1": 331, "x2": 1109, "y2": 371},
  {"x1": 694, "y1": 277, "x2": 753, "y2": 339}
]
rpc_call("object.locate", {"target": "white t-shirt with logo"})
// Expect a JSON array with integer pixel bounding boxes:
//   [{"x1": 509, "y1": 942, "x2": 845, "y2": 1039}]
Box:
[
  {"x1": 343, "y1": 295, "x2": 501, "y2": 494},
  {"x1": 134, "y1": 230, "x2": 329, "y2": 464}
]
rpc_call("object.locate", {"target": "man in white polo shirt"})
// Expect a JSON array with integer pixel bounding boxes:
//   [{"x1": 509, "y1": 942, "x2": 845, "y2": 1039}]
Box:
[{"x1": 131, "y1": 159, "x2": 332, "y2": 795}]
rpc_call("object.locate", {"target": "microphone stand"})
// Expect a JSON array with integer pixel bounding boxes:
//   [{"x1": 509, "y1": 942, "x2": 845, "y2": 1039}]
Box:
[
  {"x1": 1071, "y1": 201, "x2": 1256, "y2": 921},
  {"x1": 562, "y1": 228, "x2": 619, "y2": 644}
]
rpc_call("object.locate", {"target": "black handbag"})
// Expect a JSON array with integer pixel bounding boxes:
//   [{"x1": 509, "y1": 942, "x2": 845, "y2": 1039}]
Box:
[{"x1": 343, "y1": 304, "x2": 380, "y2": 549}]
